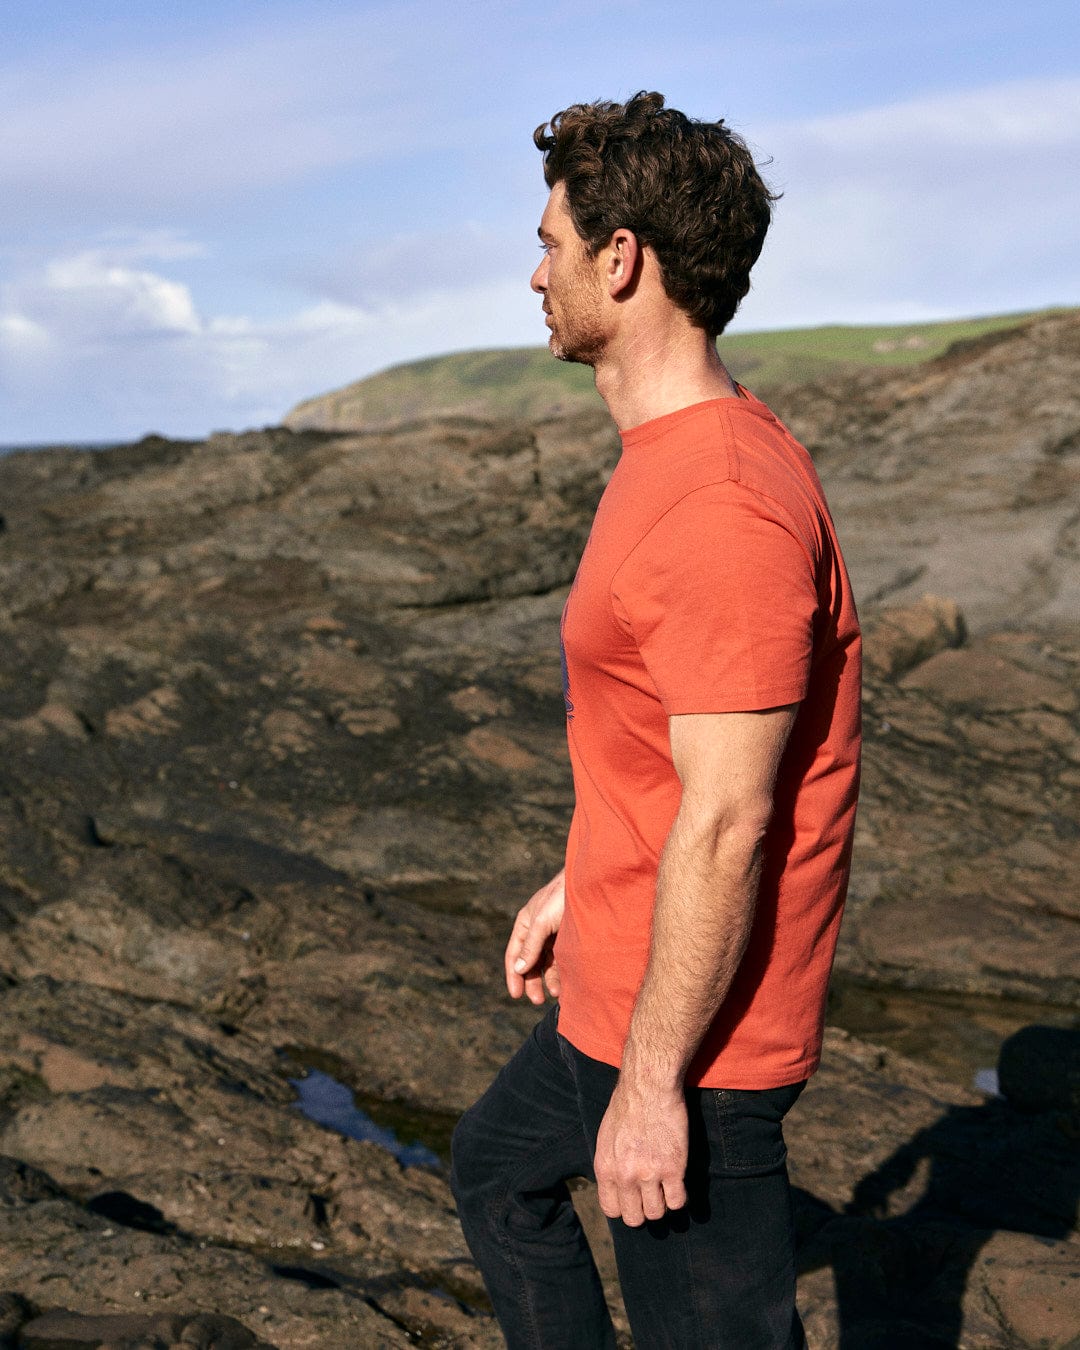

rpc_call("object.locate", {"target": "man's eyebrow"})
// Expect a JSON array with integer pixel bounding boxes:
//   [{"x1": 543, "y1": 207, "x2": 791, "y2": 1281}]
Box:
[{"x1": 537, "y1": 226, "x2": 554, "y2": 241}]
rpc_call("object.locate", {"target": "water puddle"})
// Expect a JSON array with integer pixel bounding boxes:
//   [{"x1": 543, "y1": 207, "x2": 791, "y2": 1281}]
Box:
[
  {"x1": 973, "y1": 1067, "x2": 1000, "y2": 1096},
  {"x1": 290, "y1": 1068, "x2": 442, "y2": 1169},
  {"x1": 827, "y1": 975, "x2": 1077, "y2": 1093}
]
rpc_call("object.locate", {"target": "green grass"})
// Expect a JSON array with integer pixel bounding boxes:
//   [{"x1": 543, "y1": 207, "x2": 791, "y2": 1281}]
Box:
[
  {"x1": 286, "y1": 347, "x2": 600, "y2": 429},
  {"x1": 284, "y1": 307, "x2": 1069, "y2": 429},
  {"x1": 717, "y1": 310, "x2": 1058, "y2": 387}
]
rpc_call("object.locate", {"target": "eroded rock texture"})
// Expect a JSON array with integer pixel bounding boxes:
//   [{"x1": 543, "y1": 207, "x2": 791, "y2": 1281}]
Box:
[{"x1": 0, "y1": 311, "x2": 1077, "y2": 1346}]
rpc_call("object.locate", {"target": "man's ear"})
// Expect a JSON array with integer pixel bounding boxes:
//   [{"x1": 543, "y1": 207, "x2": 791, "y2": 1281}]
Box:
[{"x1": 603, "y1": 228, "x2": 640, "y2": 298}]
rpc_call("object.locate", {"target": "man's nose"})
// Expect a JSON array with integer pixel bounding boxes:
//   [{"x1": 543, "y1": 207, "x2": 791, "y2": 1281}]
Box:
[{"x1": 530, "y1": 256, "x2": 548, "y2": 294}]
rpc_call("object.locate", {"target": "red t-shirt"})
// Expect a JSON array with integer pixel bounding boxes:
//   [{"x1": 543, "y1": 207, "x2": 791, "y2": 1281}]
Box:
[{"x1": 556, "y1": 392, "x2": 861, "y2": 1088}]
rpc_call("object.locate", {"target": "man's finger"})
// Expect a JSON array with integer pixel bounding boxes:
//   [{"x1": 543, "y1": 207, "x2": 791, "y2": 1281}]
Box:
[
  {"x1": 640, "y1": 1181, "x2": 667, "y2": 1222},
  {"x1": 504, "y1": 911, "x2": 535, "y2": 995},
  {"x1": 662, "y1": 1176, "x2": 688, "y2": 1212},
  {"x1": 596, "y1": 1173, "x2": 621, "y2": 1220},
  {"x1": 505, "y1": 913, "x2": 534, "y2": 963},
  {"x1": 522, "y1": 971, "x2": 547, "y2": 1006},
  {"x1": 512, "y1": 919, "x2": 550, "y2": 976},
  {"x1": 618, "y1": 1187, "x2": 646, "y2": 1228},
  {"x1": 512, "y1": 942, "x2": 538, "y2": 977}
]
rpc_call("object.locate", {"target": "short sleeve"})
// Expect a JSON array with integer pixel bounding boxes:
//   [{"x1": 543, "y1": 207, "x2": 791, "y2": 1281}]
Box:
[{"x1": 609, "y1": 482, "x2": 818, "y2": 714}]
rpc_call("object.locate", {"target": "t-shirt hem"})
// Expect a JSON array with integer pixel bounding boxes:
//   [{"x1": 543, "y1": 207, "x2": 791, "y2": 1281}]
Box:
[
  {"x1": 557, "y1": 1013, "x2": 821, "y2": 1090},
  {"x1": 664, "y1": 681, "x2": 808, "y2": 715},
  {"x1": 687, "y1": 1056, "x2": 820, "y2": 1090}
]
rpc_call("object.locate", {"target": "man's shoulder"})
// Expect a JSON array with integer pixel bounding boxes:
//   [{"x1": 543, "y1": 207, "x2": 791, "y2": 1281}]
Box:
[{"x1": 615, "y1": 395, "x2": 823, "y2": 532}]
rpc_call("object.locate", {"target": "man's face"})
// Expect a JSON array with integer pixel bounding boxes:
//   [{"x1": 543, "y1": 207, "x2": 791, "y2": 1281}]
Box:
[{"x1": 530, "y1": 182, "x2": 606, "y2": 365}]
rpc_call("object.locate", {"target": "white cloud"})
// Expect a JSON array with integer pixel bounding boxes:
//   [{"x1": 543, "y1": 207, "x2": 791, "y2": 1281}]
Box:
[
  {"x1": 0, "y1": 235, "x2": 542, "y2": 440},
  {"x1": 199, "y1": 279, "x2": 539, "y2": 417},
  {"x1": 0, "y1": 245, "x2": 206, "y2": 436},
  {"x1": 293, "y1": 222, "x2": 534, "y2": 309},
  {"x1": 738, "y1": 76, "x2": 1080, "y2": 329},
  {"x1": 40, "y1": 252, "x2": 202, "y2": 336},
  {"x1": 795, "y1": 76, "x2": 1080, "y2": 152},
  {"x1": 0, "y1": 311, "x2": 50, "y2": 355}
]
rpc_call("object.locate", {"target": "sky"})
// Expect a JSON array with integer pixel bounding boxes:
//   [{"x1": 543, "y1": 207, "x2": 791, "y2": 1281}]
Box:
[{"x1": 1, "y1": 0, "x2": 1078, "y2": 444}]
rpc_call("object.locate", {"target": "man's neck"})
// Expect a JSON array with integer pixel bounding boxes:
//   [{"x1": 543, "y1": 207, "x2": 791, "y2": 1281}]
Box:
[{"x1": 591, "y1": 322, "x2": 741, "y2": 433}]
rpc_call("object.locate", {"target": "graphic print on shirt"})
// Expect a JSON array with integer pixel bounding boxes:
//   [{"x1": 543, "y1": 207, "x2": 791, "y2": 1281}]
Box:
[{"x1": 559, "y1": 590, "x2": 575, "y2": 720}]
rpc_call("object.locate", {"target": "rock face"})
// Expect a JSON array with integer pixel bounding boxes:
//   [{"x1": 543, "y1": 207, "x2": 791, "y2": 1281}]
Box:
[
  {"x1": 779, "y1": 309, "x2": 1080, "y2": 633},
  {"x1": 0, "y1": 310, "x2": 1077, "y2": 1345}
]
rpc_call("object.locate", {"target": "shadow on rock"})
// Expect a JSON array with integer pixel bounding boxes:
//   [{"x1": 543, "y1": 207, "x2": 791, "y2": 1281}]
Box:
[{"x1": 800, "y1": 1025, "x2": 1080, "y2": 1347}]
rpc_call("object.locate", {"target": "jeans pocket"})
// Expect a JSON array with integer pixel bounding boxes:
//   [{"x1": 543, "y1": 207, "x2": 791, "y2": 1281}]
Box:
[{"x1": 709, "y1": 1081, "x2": 805, "y2": 1175}]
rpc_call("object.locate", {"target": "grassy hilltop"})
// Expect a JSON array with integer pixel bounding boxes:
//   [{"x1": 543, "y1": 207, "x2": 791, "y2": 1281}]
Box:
[{"x1": 283, "y1": 308, "x2": 1064, "y2": 430}]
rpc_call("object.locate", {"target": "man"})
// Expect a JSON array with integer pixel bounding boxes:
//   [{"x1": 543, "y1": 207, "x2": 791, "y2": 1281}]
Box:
[{"x1": 451, "y1": 92, "x2": 861, "y2": 1348}]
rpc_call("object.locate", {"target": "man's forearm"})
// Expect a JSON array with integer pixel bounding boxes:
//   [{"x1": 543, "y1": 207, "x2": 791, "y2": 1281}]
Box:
[
  {"x1": 591, "y1": 806, "x2": 765, "y2": 1224},
  {"x1": 620, "y1": 806, "x2": 764, "y2": 1092},
  {"x1": 592, "y1": 705, "x2": 795, "y2": 1225}
]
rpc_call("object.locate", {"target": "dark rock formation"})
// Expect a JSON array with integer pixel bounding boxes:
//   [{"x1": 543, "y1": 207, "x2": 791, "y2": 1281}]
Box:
[
  {"x1": 0, "y1": 310, "x2": 1077, "y2": 1344},
  {"x1": 17, "y1": 1308, "x2": 275, "y2": 1349}
]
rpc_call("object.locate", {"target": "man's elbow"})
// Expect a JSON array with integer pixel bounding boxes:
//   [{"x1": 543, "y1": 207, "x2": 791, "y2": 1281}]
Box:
[{"x1": 682, "y1": 794, "x2": 775, "y2": 861}]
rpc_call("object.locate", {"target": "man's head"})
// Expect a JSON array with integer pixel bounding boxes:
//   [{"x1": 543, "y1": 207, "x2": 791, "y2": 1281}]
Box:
[{"x1": 533, "y1": 92, "x2": 776, "y2": 339}]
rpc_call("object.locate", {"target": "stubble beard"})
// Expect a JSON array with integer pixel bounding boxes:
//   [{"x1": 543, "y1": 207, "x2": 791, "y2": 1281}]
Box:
[
  {"x1": 549, "y1": 329, "x2": 604, "y2": 366},
  {"x1": 547, "y1": 262, "x2": 606, "y2": 366}
]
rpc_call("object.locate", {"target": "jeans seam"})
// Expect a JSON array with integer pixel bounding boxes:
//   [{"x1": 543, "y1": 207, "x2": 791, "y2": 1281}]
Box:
[
  {"x1": 680, "y1": 1195, "x2": 708, "y2": 1350},
  {"x1": 712, "y1": 1089, "x2": 734, "y2": 1170}
]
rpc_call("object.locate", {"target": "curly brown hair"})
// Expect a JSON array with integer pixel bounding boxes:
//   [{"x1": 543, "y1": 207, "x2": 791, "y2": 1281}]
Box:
[{"x1": 534, "y1": 91, "x2": 777, "y2": 338}]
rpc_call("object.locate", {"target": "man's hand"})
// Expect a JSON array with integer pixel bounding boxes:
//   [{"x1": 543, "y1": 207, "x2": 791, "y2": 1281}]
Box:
[
  {"x1": 594, "y1": 1076, "x2": 689, "y2": 1226},
  {"x1": 504, "y1": 869, "x2": 565, "y2": 1004}
]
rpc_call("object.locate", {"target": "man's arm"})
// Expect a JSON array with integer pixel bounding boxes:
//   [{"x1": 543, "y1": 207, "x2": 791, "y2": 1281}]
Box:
[{"x1": 594, "y1": 704, "x2": 798, "y2": 1227}]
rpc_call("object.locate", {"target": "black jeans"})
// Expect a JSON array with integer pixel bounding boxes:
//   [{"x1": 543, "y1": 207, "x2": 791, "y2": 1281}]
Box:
[{"x1": 451, "y1": 1007, "x2": 807, "y2": 1348}]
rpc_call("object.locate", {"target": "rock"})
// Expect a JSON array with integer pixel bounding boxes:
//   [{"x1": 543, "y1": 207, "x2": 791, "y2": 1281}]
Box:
[
  {"x1": 0, "y1": 1188, "x2": 414, "y2": 1345},
  {"x1": 790, "y1": 1030, "x2": 1080, "y2": 1348},
  {"x1": 976, "y1": 1230, "x2": 1080, "y2": 1350},
  {"x1": 842, "y1": 628, "x2": 1080, "y2": 1004},
  {"x1": 0, "y1": 1155, "x2": 65, "y2": 1206},
  {"x1": 0, "y1": 976, "x2": 486, "y2": 1343},
  {"x1": 17, "y1": 1308, "x2": 273, "y2": 1348},
  {"x1": 0, "y1": 1291, "x2": 36, "y2": 1346},
  {"x1": 861, "y1": 593, "x2": 965, "y2": 679},
  {"x1": 901, "y1": 643, "x2": 1078, "y2": 714},
  {"x1": 775, "y1": 309, "x2": 1080, "y2": 634}
]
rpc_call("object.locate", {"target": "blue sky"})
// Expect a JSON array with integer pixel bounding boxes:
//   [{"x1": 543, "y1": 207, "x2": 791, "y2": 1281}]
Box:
[{"x1": 2, "y1": 0, "x2": 1078, "y2": 442}]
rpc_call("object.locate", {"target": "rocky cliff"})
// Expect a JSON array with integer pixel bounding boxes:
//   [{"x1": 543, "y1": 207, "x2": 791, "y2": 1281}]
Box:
[{"x1": 0, "y1": 310, "x2": 1076, "y2": 1346}]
